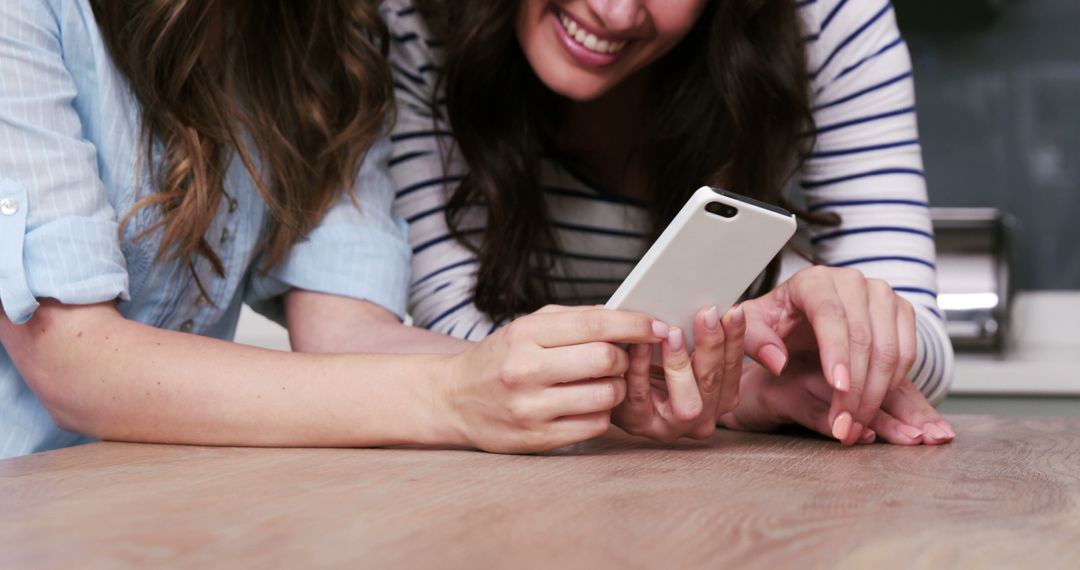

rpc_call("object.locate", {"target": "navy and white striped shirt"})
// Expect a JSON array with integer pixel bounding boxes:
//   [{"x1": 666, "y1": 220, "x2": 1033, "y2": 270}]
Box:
[{"x1": 384, "y1": 0, "x2": 954, "y2": 404}]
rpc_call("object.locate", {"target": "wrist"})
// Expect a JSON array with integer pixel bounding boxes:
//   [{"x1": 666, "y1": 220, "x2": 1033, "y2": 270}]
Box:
[{"x1": 416, "y1": 352, "x2": 471, "y2": 448}]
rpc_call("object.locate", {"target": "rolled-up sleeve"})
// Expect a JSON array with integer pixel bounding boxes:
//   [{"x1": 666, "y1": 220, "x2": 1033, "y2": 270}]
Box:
[
  {"x1": 247, "y1": 137, "x2": 412, "y2": 321},
  {"x1": 0, "y1": 3, "x2": 128, "y2": 325}
]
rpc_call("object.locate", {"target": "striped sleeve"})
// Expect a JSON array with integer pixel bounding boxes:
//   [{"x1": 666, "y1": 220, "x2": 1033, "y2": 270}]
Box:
[
  {"x1": 383, "y1": 1, "x2": 499, "y2": 340},
  {"x1": 798, "y1": 0, "x2": 954, "y2": 403}
]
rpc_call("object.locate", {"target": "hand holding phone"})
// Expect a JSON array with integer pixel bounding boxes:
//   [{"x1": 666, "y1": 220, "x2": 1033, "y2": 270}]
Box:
[{"x1": 605, "y1": 186, "x2": 796, "y2": 442}]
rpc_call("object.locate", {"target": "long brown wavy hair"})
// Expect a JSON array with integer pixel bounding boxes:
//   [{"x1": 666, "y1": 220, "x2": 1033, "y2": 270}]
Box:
[
  {"x1": 90, "y1": 0, "x2": 393, "y2": 281},
  {"x1": 419, "y1": 0, "x2": 826, "y2": 322}
]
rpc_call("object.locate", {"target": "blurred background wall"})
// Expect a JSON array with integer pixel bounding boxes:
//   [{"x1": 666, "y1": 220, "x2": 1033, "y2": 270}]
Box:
[
  {"x1": 891, "y1": 0, "x2": 1080, "y2": 412},
  {"x1": 897, "y1": 0, "x2": 1080, "y2": 290}
]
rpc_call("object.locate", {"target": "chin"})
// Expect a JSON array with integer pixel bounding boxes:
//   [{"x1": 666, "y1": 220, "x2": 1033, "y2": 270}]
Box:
[{"x1": 538, "y1": 68, "x2": 617, "y2": 102}]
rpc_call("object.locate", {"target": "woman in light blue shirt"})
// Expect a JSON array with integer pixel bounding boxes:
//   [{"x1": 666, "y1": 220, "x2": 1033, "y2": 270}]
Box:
[{"x1": 0, "y1": 0, "x2": 672, "y2": 459}]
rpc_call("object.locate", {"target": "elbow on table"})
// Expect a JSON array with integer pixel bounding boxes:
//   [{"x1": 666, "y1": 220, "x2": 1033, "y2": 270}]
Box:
[
  {"x1": 1, "y1": 300, "x2": 123, "y2": 439},
  {"x1": 18, "y1": 358, "x2": 110, "y2": 440}
]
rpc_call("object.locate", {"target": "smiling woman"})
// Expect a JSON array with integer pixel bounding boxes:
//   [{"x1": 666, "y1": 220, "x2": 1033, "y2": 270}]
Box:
[
  {"x1": 388, "y1": 0, "x2": 957, "y2": 446},
  {"x1": 518, "y1": 0, "x2": 705, "y2": 99},
  {"x1": 418, "y1": 0, "x2": 815, "y2": 321}
]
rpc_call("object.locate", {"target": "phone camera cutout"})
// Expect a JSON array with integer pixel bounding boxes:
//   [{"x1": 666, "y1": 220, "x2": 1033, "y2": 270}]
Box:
[{"x1": 705, "y1": 202, "x2": 738, "y2": 218}]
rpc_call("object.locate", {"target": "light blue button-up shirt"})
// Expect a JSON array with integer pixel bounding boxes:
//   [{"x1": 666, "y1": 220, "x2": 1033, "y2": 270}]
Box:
[{"x1": 0, "y1": 1, "x2": 411, "y2": 458}]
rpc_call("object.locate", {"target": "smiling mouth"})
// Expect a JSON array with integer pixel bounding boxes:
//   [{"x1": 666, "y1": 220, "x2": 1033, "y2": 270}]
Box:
[{"x1": 555, "y1": 9, "x2": 628, "y2": 55}]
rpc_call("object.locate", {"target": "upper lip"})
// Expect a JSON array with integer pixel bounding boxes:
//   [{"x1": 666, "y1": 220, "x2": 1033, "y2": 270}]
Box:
[{"x1": 555, "y1": 6, "x2": 637, "y2": 43}]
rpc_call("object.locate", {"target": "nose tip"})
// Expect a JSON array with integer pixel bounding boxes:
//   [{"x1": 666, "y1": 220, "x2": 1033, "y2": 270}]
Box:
[{"x1": 585, "y1": 0, "x2": 645, "y2": 32}]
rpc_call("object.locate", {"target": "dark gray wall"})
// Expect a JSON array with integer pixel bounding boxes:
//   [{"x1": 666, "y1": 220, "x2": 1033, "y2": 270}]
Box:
[{"x1": 896, "y1": 0, "x2": 1080, "y2": 289}]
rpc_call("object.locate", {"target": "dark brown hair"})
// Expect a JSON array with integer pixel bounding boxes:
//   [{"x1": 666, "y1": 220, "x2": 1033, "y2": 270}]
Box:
[
  {"x1": 90, "y1": 0, "x2": 393, "y2": 279},
  {"x1": 420, "y1": 0, "x2": 825, "y2": 322}
]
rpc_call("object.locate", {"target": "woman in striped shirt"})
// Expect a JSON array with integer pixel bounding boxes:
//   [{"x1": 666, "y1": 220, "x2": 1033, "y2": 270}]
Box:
[{"x1": 386, "y1": 0, "x2": 956, "y2": 445}]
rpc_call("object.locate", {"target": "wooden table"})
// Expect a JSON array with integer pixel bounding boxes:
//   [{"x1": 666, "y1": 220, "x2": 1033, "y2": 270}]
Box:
[{"x1": 2, "y1": 415, "x2": 1079, "y2": 569}]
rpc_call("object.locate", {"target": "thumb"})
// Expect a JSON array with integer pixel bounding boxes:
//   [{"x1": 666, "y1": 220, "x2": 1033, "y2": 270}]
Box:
[{"x1": 741, "y1": 303, "x2": 788, "y2": 376}]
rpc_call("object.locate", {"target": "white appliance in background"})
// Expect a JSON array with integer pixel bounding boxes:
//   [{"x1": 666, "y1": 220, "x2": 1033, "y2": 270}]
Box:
[{"x1": 931, "y1": 208, "x2": 1013, "y2": 351}]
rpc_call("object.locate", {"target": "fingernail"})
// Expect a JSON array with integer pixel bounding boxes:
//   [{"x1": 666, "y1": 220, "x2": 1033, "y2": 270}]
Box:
[
  {"x1": 831, "y1": 412, "x2": 853, "y2": 441},
  {"x1": 924, "y1": 423, "x2": 947, "y2": 441},
  {"x1": 703, "y1": 306, "x2": 720, "y2": 331},
  {"x1": 832, "y1": 363, "x2": 851, "y2": 392},
  {"x1": 898, "y1": 424, "x2": 924, "y2": 441},
  {"x1": 759, "y1": 344, "x2": 787, "y2": 374},
  {"x1": 859, "y1": 428, "x2": 876, "y2": 444},
  {"x1": 651, "y1": 320, "x2": 670, "y2": 339},
  {"x1": 938, "y1": 421, "x2": 956, "y2": 439},
  {"x1": 666, "y1": 327, "x2": 684, "y2": 352},
  {"x1": 729, "y1": 304, "x2": 745, "y2": 323},
  {"x1": 848, "y1": 422, "x2": 863, "y2": 446}
]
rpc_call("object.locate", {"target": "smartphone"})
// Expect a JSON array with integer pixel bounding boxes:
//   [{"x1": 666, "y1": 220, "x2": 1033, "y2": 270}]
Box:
[{"x1": 605, "y1": 186, "x2": 797, "y2": 350}]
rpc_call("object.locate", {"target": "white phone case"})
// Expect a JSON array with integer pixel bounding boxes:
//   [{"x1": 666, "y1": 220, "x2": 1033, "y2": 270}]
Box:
[{"x1": 605, "y1": 186, "x2": 797, "y2": 350}]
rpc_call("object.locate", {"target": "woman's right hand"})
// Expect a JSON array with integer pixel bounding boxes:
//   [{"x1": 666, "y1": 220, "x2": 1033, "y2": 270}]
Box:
[{"x1": 442, "y1": 305, "x2": 670, "y2": 453}]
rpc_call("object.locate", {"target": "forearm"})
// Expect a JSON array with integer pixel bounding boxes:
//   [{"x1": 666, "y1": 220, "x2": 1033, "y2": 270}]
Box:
[
  {"x1": 284, "y1": 289, "x2": 471, "y2": 354},
  {"x1": 345, "y1": 322, "x2": 472, "y2": 354},
  {"x1": 2, "y1": 302, "x2": 462, "y2": 448}
]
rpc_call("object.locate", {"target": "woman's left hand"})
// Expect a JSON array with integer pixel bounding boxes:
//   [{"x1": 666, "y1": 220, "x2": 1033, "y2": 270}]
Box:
[
  {"x1": 720, "y1": 355, "x2": 955, "y2": 445},
  {"x1": 739, "y1": 265, "x2": 952, "y2": 445}
]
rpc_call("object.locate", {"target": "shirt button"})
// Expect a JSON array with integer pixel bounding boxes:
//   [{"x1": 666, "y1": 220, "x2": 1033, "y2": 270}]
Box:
[
  {"x1": 196, "y1": 294, "x2": 210, "y2": 306},
  {"x1": 228, "y1": 198, "x2": 238, "y2": 214},
  {"x1": 179, "y1": 320, "x2": 194, "y2": 333},
  {"x1": 220, "y1": 227, "x2": 230, "y2": 243},
  {"x1": 0, "y1": 198, "x2": 18, "y2": 216}
]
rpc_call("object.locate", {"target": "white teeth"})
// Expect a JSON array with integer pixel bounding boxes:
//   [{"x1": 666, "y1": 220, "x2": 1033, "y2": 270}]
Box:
[{"x1": 557, "y1": 11, "x2": 626, "y2": 56}]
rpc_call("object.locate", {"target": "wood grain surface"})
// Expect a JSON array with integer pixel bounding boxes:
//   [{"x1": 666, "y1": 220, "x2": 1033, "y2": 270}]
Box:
[{"x1": 2, "y1": 415, "x2": 1079, "y2": 569}]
